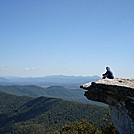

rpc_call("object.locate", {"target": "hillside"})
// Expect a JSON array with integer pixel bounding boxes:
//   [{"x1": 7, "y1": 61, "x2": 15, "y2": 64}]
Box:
[
  {"x1": 0, "y1": 85, "x2": 103, "y2": 105},
  {"x1": 0, "y1": 91, "x2": 112, "y2": 134},
  {"x1": 0, "y1": 91, "x2": 32, "y2": 114},
  {"x1": 0, "y1": 85, "x2": 45, "y2": 97}
]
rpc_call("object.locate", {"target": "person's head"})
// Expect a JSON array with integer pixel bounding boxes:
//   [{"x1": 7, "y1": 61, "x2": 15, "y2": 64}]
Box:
[{"x1": 106, "y1": 67, "x2": 110, "y2": 71}]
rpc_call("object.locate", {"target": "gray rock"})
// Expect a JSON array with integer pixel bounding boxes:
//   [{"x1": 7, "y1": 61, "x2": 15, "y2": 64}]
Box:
[{"x1": 80, "y1": 78, "x2": 134, "y2": 134}]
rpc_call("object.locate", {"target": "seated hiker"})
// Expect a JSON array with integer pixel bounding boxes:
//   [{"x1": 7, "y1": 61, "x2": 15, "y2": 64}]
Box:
[{"x1": 102, "y1": 67, "x2": 114, "y2": 79}]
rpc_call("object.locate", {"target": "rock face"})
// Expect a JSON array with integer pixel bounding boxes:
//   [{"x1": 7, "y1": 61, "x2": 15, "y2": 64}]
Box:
[{"x1": 80, "y1": 78, "x2": 134, "y2": 134}]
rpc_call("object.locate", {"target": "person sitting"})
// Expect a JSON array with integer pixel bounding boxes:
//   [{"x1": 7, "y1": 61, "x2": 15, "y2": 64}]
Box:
[{"x1": 102, "y1": 67, "x2": 114, "y2": 79}]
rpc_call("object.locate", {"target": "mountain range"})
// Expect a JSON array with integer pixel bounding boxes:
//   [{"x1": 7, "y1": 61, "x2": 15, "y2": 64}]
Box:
[
  {"x1": 0, "y1": 85, "x2": 105, "y2": 106},
  {"x1": 0, "y1": 75, "x2": 100, "y2": 88},
  {"x1": 0, "y1": 75, "x2": 104, "y2": 106},
  {"x1": 0, "y1": 75, "x2": 117, "y2": 134},
  {"x1": 0, "y1": 91, "x2": 110, "y2": 133}
]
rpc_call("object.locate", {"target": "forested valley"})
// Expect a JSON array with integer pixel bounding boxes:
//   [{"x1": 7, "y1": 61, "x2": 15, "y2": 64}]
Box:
[{"x1": 0, "y1": 90, "x2": 118, "y2": 134}]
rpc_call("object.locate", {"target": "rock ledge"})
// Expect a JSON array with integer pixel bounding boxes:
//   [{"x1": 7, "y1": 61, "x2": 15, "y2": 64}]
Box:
[{"x1": 80, "y1": 78, "x2": 134, "y2": 134}]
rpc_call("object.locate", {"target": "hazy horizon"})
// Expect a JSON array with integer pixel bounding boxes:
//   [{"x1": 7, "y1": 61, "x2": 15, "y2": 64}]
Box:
[
  {"x1": 0, "y1": 0, "x2": 134, "y2": 78},
  {"x1": 0, "y1": 74, "x2": 100, "y2": 78}
]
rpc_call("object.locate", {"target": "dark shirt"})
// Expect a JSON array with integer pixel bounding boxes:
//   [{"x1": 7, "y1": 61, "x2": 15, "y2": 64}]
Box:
[{"x1": 103, "y1": 70, "x2": 114, "y2": 79}]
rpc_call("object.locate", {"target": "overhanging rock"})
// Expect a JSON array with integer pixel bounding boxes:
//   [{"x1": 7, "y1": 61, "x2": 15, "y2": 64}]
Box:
[{"x1": 80, "y1": 78, "x2": 134, "y2": 134}]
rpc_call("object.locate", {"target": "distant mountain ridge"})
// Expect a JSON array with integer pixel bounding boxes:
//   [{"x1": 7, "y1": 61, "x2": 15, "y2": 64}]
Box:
[
  {"x1": 0, "y1": 75, "x2": 100, "y2": 88},
  {"x1": 0, "y1": 75, "x2": 103, "y2": 106},
  {"x1": 0, "y1": 85, "x2": 104, "y2": 105}
]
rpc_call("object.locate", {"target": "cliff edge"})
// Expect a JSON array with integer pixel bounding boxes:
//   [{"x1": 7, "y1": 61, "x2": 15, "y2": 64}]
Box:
[{"x1": 80, "y1": 78, "x2": 134, "y2": 134}]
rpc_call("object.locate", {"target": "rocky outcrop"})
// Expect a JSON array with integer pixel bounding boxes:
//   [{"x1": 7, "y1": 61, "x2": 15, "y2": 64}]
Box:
[{"x1": 80, "y1": 78, "x2": 134, "y2": 134}]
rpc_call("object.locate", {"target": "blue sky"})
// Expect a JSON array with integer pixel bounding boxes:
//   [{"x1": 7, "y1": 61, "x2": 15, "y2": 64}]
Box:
[{"x1": 0, "y1": 0, "x2": 134, "y2": 78}]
